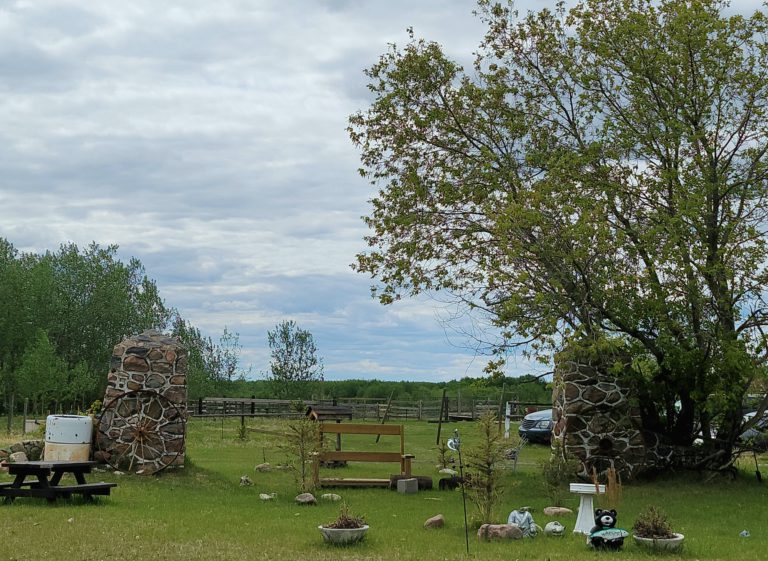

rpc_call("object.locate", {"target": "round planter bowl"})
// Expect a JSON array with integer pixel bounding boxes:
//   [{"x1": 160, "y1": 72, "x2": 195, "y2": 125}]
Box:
[
  {"x1": 318, "y1": 525, "x2": 369, "y2": 545},
  {"x1": 633, "y1": 533, "x2": 684, "y2": 552}
]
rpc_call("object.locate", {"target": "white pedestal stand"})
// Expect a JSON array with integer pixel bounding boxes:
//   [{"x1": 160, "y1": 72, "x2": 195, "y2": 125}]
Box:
[{"x1": 570, "y1": 483, "x2": 606, "y2": 535}]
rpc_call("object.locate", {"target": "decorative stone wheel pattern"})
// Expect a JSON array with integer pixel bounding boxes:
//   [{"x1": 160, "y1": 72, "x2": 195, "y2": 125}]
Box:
[{"x1": 97, "y1": 389, "x2": 185, "y2": 475}]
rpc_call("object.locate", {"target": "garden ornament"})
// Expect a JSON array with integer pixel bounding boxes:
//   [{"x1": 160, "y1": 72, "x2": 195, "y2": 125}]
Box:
[
  {"x1": 544, "y1": 521, "x2": 565, "y2": 537},
  {"x1": 588, "y1": 509, "x2": 629, "y2": 550},
  {"x1": 507, "y1": 509, "x2": 537, "y2": 537}
]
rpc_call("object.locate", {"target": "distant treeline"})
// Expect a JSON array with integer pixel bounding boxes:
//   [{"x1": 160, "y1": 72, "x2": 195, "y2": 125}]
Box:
[{"x1": 199, "y1": 374, "x2": 552, "y2": 404}]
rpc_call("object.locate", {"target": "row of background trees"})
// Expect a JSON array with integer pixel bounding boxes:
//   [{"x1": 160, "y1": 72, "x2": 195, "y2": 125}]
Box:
[{"x1": 0, "y1": 237, "x2": 550, "y2": 416}]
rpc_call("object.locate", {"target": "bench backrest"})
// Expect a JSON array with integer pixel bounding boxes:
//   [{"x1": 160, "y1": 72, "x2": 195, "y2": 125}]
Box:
[{"x1": 317, "y1": 423, "x2": 404, "y2": 462}]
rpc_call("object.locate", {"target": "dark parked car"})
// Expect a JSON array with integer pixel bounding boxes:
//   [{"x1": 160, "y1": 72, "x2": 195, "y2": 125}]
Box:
[
  {"x1": 740, "y1": 411, "x2": 768, "y2": 450},
  {"x1": 519, "y1": 408, "x2": 554, "y2": 443}
]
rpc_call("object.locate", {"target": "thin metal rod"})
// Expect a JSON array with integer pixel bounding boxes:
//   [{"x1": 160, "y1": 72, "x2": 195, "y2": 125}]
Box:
[{"x1": 456, "y1": 431, "x2": 469, "y2": 555}]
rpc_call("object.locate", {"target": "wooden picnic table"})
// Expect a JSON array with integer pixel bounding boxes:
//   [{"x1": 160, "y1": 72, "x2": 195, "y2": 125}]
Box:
[{"x1": 0, "y1": 460, "x2": 117, "y2": 503}]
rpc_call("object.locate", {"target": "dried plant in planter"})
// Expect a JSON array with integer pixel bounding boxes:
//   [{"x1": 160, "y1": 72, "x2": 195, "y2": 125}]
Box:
[
  {"x1": 323, "y1": 503, "x2": 367, "y2": 529},
  {"x1": 633, "y1": 506, "x2": 675, "y2": 539}
]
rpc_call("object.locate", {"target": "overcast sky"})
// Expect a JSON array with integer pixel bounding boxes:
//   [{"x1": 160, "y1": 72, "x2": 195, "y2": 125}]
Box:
[{"x1": 0, "y1": 0, "x2": 761, "y2": 382}]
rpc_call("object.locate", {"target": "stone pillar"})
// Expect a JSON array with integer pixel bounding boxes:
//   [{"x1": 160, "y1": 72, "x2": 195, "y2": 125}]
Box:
[
  {"x1": 98, "y1": 329, "x2": 187, "y2": 473},
  {"x1": 552, "y1": 352, "x2": 648, "y2": 481}
]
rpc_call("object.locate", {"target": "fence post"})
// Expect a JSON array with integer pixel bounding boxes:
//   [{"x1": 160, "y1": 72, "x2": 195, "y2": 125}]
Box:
[
  {"x1": 251, "y1": 395, "x2": 255, "y2": 415},
  {"x1": 22, "y1": 398, "x2": 28, "y2": 435},
  {"x1": 198, "y1": 398, "x2": 203, "y2": 416},
  {"x1": 6, "y1": 393, "x2": 14, "y2": 434}
]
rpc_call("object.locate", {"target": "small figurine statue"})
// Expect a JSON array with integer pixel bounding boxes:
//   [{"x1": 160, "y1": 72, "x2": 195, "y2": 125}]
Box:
[{"x1": 588, "y1": 509, "x2": 629, "y2": 550}]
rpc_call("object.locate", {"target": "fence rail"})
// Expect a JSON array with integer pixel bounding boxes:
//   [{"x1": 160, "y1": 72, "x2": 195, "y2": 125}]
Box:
[{"x1": 187, "y1": 397, "x2": 550, "y2": 422}]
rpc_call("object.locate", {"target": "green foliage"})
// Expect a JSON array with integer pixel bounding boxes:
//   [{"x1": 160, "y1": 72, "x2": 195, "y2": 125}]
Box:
[
  {"x1": 15, "y1": 330, "x2": 67, "y2": 415},
  {"x1": 350, "y1": 0, "x2": 768, "y2": 460},
  {"x1": 267, "y1": 320, "x2": 324, "y2": 399},
  {"x1": 236, "y1": 422, "x2": 249, "y2": 441},
  {"x1": 0, "y1": 239, "x2": 170, "y2": 408},
  {"x1": 541, "y1": 439, "x2": 580, "y2": 507},
  {"x1": 281, "y1": 417, "x2": 321, "y2": 493},
  {"x1": 632, "y1": 506, "x2": 675, "y2": 539},
  {"x1": 436, "y1": 440, "x2": 454, "y2": 469},
  {"x1": 464, "y1": 412, "x2": 507, "y2": 525},
  {"x1": 172, "y1": 316, "x2": 246, "y2": 399},
  {"x1": 85, "y1": 399, "x2": 102, "y2": 416}
]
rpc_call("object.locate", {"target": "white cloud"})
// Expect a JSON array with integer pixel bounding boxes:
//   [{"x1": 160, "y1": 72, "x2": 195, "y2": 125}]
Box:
[{"x1": 6, "y1": 0, "x2": 695, "y2": 383}]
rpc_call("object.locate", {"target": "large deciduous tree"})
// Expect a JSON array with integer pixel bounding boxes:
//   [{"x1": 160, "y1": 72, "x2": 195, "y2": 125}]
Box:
[
  {"x1": 350, "y1": 0, "x2": 768, "y2": 463},
  {"x1": 267, "y1": 320, "x2": 324, "y2": 399}
]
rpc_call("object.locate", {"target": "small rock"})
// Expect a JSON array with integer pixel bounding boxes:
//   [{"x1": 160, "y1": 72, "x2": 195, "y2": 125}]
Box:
[
  {"x1": 740, "y1": 530, "x2": 750, "y2": 537},
  {"x1": 9, "y1": 443, "x2": 24, "y2": 454},
  {"x1": 67, "y1": 518, "x2": 74, "y2": 523},
  {"x1": 9, "y1": 452, "x2": 28, "y2": 463},
  {"x1": 424, "y1": 514, "x2": 445, "y2": 529},
  {"x1": 93, "y1": 450, "x2": 111, "y2": 463},
  {"x1": 543, "y1": 506, "x2": 573, "y2": 517},
  {"x1": 321, "y1": 493, "x2": 342, "y2": 502},
  {"x1": 240, "y1": 475, "x2": 253, "y2": 486},
  {"x1": 295, "y1": 493, "x2": 317, "y2": 505},
  {"x1": 114, "y1": 471, "x2": 124, "y2": 476},
  {"x1": 438, "y1": 468, "x2": 457, "y2": 475},
  {"x1": 259, "y1": 493, "x2": 277, "y2": 501},
  {"x1": 254, "y1": 463, "x2": 271, "y2": 472},
  {"x1": 544, "y1": 521, "x2": 565, "y2": 536},
  {"x1": 477, "y1": 523, "x2": 523, "y2": 540}
]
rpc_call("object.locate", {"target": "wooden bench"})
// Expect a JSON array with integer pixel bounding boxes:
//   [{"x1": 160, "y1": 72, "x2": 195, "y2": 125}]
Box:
[{"x1": 312, "y1": 423, "x2": 415, "y2": 488}]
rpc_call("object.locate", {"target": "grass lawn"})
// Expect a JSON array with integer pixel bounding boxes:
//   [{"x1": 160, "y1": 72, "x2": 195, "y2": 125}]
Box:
[{"x1": 1, "y1": 417, "x2": 767, "y2": 560}]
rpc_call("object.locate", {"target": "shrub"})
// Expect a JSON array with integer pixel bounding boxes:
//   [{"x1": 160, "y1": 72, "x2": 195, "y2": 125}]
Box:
[{"x1": 541, "y1": 439, "x2": 579, "y2": 506}]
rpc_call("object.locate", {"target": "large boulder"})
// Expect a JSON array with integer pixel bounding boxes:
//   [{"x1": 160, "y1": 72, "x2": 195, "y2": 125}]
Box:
[
  {"x1": 477, "y1": 524, "x2": 523, "y2": 541},
  {"x1": 544, "y1": 506, "x2": 573, "y2": 517},
  {"x1": 424, "y1": 514, "x2": 445, "y2": 529}
]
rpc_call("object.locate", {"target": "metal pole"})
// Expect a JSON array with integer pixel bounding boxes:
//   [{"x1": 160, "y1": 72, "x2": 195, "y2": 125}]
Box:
[
  {"x1": 451, "y1": 429, "x2": 470, "y2": 555},
  {"x1": 436, "y1": 389, "x2": 447, "y2": 445}
]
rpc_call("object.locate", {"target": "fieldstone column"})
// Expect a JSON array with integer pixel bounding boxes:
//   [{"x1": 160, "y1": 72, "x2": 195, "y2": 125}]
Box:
[{"x1": 98, "y1": 329, "x2": 187, "y2": 473}]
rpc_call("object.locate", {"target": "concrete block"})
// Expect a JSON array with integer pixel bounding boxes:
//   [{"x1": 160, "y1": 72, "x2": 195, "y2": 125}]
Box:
[{"x1": 397, "y1": 477, "x2": 418, "y2": 494}]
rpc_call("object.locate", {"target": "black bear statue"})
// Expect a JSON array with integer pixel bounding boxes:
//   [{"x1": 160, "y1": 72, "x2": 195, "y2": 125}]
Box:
[{"x1": 588, "y1": 509, "x2": 629, "y2": 550}]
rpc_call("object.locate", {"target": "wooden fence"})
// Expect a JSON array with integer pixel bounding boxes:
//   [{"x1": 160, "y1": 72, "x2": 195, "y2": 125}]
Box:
[{"x1": 187, "y1": 397, "x2": 550, "y2": 422}]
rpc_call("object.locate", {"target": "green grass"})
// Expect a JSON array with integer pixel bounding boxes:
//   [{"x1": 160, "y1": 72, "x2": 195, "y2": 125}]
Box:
[{"x1": 1, "y1": 418, "x2": 767, "y2": 560}]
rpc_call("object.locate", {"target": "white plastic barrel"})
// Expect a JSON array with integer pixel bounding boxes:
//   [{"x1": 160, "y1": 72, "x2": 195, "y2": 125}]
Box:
[{"x1": 44, "y1": 415, "x2": 93, "y2": 461}]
